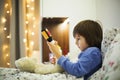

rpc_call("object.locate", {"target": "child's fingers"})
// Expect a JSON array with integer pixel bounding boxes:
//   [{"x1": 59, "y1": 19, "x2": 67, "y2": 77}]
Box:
[
  {"x1": 47, "y1": 42, "x2": 56, "y2": 49},
  {"x1": 47, "y1": 42, "x2": 52, "y2": 47},
  {"x1": 47, "y1": 42, "x2": 54, "y2": 52},
  {"x1": 54, "y1": 40, "x2": 58, "y2": 45}
]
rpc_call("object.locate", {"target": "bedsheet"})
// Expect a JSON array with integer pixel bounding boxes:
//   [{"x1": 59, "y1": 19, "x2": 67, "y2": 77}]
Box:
[{"x1": 0, "y1": 67, "x2": 83, "y2": 80}]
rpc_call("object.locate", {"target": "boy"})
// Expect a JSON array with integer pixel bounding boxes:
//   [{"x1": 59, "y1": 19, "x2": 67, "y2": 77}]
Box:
[{"x1": 47, "y1": 20, "x2": 103, "y2": 80}]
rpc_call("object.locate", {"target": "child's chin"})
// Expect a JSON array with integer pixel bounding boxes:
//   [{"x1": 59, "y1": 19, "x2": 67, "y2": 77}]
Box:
[
  {"x1": 78, "y1": 47, "x2": 81, "y2": 50},
  {"x1": 79, "y1": 48, "x2": 84, "y2": 51}
]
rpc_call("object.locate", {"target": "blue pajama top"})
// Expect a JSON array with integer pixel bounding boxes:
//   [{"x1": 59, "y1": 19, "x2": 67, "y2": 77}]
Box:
[{"x1": 57, "y1": 47, "x2": 102, "y2": 80}]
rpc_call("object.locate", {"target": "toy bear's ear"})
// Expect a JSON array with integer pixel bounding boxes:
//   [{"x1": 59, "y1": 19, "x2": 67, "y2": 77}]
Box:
[{"x1": 15, "y1": 57, "x2": 37, "y2": 72}]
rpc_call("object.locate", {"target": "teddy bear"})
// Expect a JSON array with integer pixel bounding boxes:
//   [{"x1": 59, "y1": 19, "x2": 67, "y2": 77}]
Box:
[{"x1": 15, "y1": 57, "x2": 64, "y2": 74}]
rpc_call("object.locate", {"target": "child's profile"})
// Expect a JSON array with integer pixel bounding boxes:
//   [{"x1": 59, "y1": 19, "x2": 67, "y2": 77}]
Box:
[{"x1": 47, "y1": 20, "x2": 103, "y2": 80}]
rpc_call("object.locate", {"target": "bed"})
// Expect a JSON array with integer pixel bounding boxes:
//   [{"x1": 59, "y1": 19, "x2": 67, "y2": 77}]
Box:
[{"x1": 0, "y1": 67, "x2": 83, "y2": 80}]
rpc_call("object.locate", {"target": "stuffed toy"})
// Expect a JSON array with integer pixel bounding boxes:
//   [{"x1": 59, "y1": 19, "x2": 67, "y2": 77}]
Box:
[
  {"x1": 35, "y1": 63, "x2": 64, "y2": 74},
  {"x1": 15, "y1": 57, "x2": 64, "y2": 74},
  {"x1": 15, "y1": 57, "x2": 37, "y2": 72}
]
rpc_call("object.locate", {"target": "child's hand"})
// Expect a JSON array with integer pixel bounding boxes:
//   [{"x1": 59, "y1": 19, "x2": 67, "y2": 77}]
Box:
[{"x1": 47, "y1": 41, "x2": 62, "y2": 59}]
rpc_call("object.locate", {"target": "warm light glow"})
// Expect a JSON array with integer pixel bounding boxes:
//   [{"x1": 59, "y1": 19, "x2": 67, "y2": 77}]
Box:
[
  {"x1": 7, "y1": 63, "x2": 10, "y2": 66},
  {"x1": 25, "y1": 30, "x2": 28, "y2": 33},
  {"x1": 26, "y1": 0, "x2": 29, "y2": 2},
  {"x1": 6, "y1": 54, "x2": 9, "y2": 57},
  {"x1": 33, "y1": 25, "x2": 36, "y2": 28},
  {"x1": 31, "y1": 32, "x2": 35, "y2": 35},
  {"x1": 5, "y1": 3, "x2": 9, "y2": 8},
  {"x1": 3, "y1": 28, "x2": 7, "y2": 30},
  {"x1": 23, "y1": 39, "x2": 27, "y2": 43},
  {"x1": 60, "y1": 18, "x2": 69, "y2": 30},
  {"x1": 27, "y1": 5, "x2": 30, "y2": 8},
  {"x1": 1, "y1": 1, "x2": 12, "y2": 68},
  {"x1": 1, "y1": 17, "x2": 7, "y2": 23},
  {"x1": 26, "y1": 14, "x2": 29, "y2": 17},
  {"x1": 32, "y1": 17, "x2": 35, "y2": 20},
  {"x1": 31, "y1": 0, "x2": 34, "y2": 2},
  {"x1": 25, "y1": 21, "x2": 29, "y2": 24},
  {"x1": 24, "y1": 0, "x2": 39, "y2": 58},
  {"x1": 26, "y1": 47, "x2": 29, "y2": 50},
  {"x1": 3, "y1": 45, "x2": 8, "y2": 51},
  {"x1": 31, "y1": 7, "x2": 34, "y2": 11},
  {"x1": 7, "y1": 35, "x2": 10, "y2": 39},
  {"x1": 6, "y1": 11, "x2": 10, "y2": 14},
  {"x1": 30, "y1": 41, "x2": 34, "y2": 46}
]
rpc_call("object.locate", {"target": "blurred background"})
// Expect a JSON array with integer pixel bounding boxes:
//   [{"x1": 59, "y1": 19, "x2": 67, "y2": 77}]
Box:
[{"x1": 0, "y1": 0, "x2": 120, "y2": 68}]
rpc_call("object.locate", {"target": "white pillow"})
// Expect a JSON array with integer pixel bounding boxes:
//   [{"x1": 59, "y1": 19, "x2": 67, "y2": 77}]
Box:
[
  {"x1": 90, "y1": 34, "x2": 120, "y2": 80},
  {"x1": 102, "y1": 34, "x2": 120, "y2": 80},
  {"x1": 102, "y1": 27, "x2": 120, "y2": 57}
]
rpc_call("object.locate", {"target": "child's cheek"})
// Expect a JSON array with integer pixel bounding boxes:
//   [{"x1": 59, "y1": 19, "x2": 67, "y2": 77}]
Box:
[{"x1": 78, "y1": 40, "x2": 81, "y2": 48}]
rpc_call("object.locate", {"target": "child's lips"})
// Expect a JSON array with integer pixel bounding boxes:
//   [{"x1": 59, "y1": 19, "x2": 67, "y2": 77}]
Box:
[{"x1": 78, "y1": 46, "x2": 80, "y2": 49}]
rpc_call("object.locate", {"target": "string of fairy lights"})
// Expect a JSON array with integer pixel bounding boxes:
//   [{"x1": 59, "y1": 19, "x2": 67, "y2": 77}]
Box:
[
  {"x1": 1, "y1": 0, "x2": 37, "y2": 67},
  {"x1": 23, "y1": 0, "x2": 36, "y2": 57},
  {"x1": 1, "y1": 0, "x2": 12, "y2": 67}
]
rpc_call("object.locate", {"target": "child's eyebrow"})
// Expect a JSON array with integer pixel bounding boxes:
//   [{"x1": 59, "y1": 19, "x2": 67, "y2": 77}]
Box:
[{"x1": 75, "y1": 37, "x2": 80, "y2": 40}]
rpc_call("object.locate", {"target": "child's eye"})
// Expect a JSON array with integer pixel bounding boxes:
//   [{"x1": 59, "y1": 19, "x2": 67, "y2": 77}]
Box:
[{"x1": 77, "y1": 38, "x2": 80, "y2": 40}]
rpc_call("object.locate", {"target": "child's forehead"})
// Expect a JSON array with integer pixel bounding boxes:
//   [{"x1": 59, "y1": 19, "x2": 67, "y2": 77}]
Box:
[{"x1": 74, "y1": 34, "x2": 82, "y2": 38}]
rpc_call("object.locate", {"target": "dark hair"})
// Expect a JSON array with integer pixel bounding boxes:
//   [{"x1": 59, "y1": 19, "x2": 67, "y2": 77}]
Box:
[{"x1": 73, "y1": 20, "x2": 103, "y2": 50}]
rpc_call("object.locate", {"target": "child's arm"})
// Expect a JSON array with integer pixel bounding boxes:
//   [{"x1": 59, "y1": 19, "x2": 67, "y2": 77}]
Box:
[{"x1": 57, "y1": 48, "x2": 102, "y2": 78}]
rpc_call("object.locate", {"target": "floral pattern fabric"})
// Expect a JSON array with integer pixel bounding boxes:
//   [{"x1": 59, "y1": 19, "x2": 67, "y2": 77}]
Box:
[
  {"x1": 102, "y1": 34, "x2": 120, "y2": 80},
  {"x1": 0, "y1": 67, "x2": 83, "y2": 80},
  {"x1": 101, "y1": 27, "x2": 120, "y2": 57},
  {"x1": 90, "y1": 27, "x2": 120, "y2": 80}
]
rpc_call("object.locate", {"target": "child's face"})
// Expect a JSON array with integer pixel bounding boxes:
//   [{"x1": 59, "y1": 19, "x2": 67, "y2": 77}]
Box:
[{"x1": 74, "y1": 34, "x2": 89, "y2": 51}]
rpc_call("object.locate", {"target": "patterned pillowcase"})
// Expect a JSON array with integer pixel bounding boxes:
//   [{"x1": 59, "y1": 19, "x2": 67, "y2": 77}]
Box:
[
  {"x1": 102, "y1": 27, "x2": 120, "y2": 57},
  {"x1": 102, "y1": 34, "x2": 120, "y2": 80},
  {"x1": 89, "y1": 68, "x2": 103, "y2": 80},
  {"x1": 90, "y1": 28, "x2": 120, "y2": 80}
]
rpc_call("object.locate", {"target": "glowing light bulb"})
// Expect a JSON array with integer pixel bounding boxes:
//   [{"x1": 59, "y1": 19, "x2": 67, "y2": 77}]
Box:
[
  {"x1": 26, "y1": 14, "x2": 29, "y2": 17},
  {"x1": 27, "y1": 5, "x2": 30, "y2": 8},
  {"x1": 1, "y1": 17, "x2": 6, "y2": 23},
  {"x1": 23, "y1": 39, "x2": 27, "y2": 43},
  {"x1": 6, "y1": 54, "x2": 9, "y2": 57},
  {"x1": 6, "y1": 11, "x2": 10, "y2": 14},
  {"x1": 26, "y1": 21, "x2": 29, "y2": 24},
  {"x1": 31, "y1": 7, "x2": 34, "y2": 11},
  {"x1": 25, "y1": 30, "x2": 28, "y2": 33},
  {"x1": 7, "y1": 63, "x2": 10, "y2": 66},
  {"x1": 31, "y1": 32, "x2": 35, "y2": 35},
  {"x1": 7, "y1": 35, "x2": 10, "y2": 39},
  {"x1": 3, "y1": 45, "x2": 8, "y2": 51},
  {"x1": 31, "y1": 41, "x2": 34, "y2": 46},
  {"x1": 3, "y1": 28, "x2": 7, "y2": 30},
  {"x1": 5, "y1": 3, "x2": 8, "y2": 8}
]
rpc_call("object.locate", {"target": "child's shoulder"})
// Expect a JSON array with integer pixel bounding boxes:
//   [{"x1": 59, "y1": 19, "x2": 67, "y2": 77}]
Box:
[
  {"x1": 86, "y1": 47, "x2": 100, "y2": 51},
  {"x1": 84, "y1": 47, "x2": 100, "y2": 54},
  {"x1": 80, "y1": 47, "x2": 101, "y2": 58}
]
